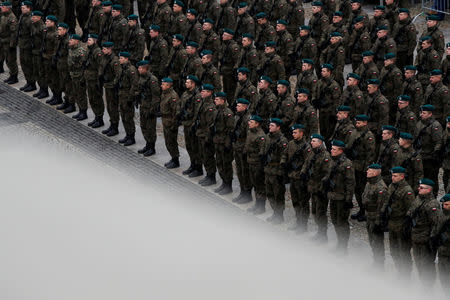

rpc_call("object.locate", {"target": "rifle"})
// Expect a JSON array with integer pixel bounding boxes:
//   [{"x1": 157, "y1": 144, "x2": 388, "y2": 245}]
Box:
[
  {"x1": 179, "y1": 89, "x2": 197, "y2": 124},
  {"x1": 287, "y1": 142, "x2": 308, "y2": 171},
  {"x1": 413, "y1": 122, "x2": 432, "y2": 151},
  {"x1": 345, "y1": 129, "x2": 369, "y2": 160},
  {"x1": 377, "y1": 139, "x2": 393, "y2": 166},
  {"x1": 300, "y1": 150, "x2": 318, "y2": 181},
  {"x1": 404, "y1": 199, "x2": 427, "y2": 239},
  {"x1": 40, "y1": 29, "x2": 47, "y2": 59},
  {"x1": 262, "y1": 136, "x2": 282, "y2": 166},
  {"x1": 82, "y1": 6, "x2": 94, "y2": 42},
  {"x1": 164, "y1": 47, "x2": 179, "y2": 76},
  {"x1": 323, "y1": 156, "x2": 342, "y2": 193},
  {"x1": 431, "y1": 218, "x2": 450, "y2": 250}
]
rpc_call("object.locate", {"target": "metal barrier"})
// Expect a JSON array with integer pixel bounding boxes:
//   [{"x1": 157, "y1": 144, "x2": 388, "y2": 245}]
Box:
[{"x1": 422, "y1": 0, "x2": 450, "y2": 16}]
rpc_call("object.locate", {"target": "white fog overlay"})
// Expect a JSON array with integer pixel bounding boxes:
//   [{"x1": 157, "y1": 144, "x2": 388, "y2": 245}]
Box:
[{"x1": 0, "y1": 127, "x2": 446, "y2": 300}]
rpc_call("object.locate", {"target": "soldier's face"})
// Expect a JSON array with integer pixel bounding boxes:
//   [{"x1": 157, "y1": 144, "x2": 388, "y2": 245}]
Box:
[
  {"x1": 276, "y1": 24, "x2": 286, "y2": 32},
  {"x1": 68, "y1": 39, "x2": 77, "y2": 47},
  {"x1": 258, "y1": 80, "x2": 268, "y2": 89},
  {"x1": 277, "y1": 85, "x2": 287, "y2": 95},
  {"x1": 138, "y1": 66, "x2": 148, "y2": 75},
  {"x1": 447, "y1": 122, "x2": 450, "y2": 129},
  {"x1": 248, "y1": 120, "x2": 259, "y2": 129},
  {"x1": 201, "y1": 55, "x2": 211, "y2": 64},
  {"x1": 299, "y1": 30, "x2": 308, "y2": 37},
  {"x1": 31, "y1": 16, "x2": 41, "y2": 23},
  {"x1": 301, "y1": 63, "x2": 311, "y2": 71},
  {"x1": 330, "y1": 146, "x2": 343, "y2": 157},
  {"x1": 347, "y1": 77, "x2": 358, "y2": 86},
  {"x1": 111, "y1": 9, "x2": 120, "y2": 17},
  {"x1": 214, "y1": 97, "x2": 225, "y2": 106},
  {"x1": 310, "y1": 138, "x2": 322, "y2": 148},
  {"x1": 222, "y1": 32, "x2": 233, "y2": 40},
  {"x1": 187, "y1": 13, "x2": 195, "y2": 21},
  {"x1": 384, "y1": 58, "x2": 393, "y2": 67},
  {"x1": 354, "y1": 22, "x2": 363, "y2": 30},
  {"x1": 391, "y1": 173, "x2": 404, "y2": 183},
  {"x1": 418, "y1": 184, "x2": 432, "y2": 195},
  {"x1": 236, "y1": 103, "x2": 247, "y2": 112},
  {"x1": 373, "y1": 10, "x2": 383, "y2": 17},
  {"x1": 421, "y1": 41, "x2": 431, "y2": 49},
  {"x1": 367, "y1": 84, "x2": 377, "y2": 94},
  {"x1": 385, "y1": 0, "x2": 394, "y2": 4},
  {"x1": 269, "y1": 123, "x2": 280, "y2": 133},
  {"x1": 157, "y1": 0, "x2": 165, "y2": 4},
  {"x1": 332, "y1": 16, "x2": 342, "y2": 23},
  {"x1": 102, "y1": 6, "x2": 112, "y2": 13},
  {"x1": 427, "y1": 20, "x2": 437, "y2": 28},
  {"x1": 57, "y1": 27, "x2": 67, "y2": 36},
  {"x1": 149, "y1": 30, "x2": 158, "y2": 38},
  {"x1": 242, "y1": 37, "x2": 252, "y2": 47},
  {"x1": 161, "y1": 82, "x2": 172, "y2": 90},
  {"x1": 312, "y1": 6, "x2": 321, "y2": 14},
  {"x1": 172, "y1": 39, "x2": 182, "y2": 47},
  {"x1": 237, "y1": 73, "x2": 247, "y2": 81},
  {"x1": 102, "y1": 47, "x2": 112, "y2": 55},
  {"x1": 397, "y1": 100, "x2": 408, "y2": 109},
  {"x1": 366, "y1": 168, "x2": 379, "y2": 178},
  {"x1": 430, "y1": 75, "x2": 441, "y2": 84},
  {"x1": 443, "y1": 202, "x2": 450, "y2": 210},
  {"x1": 420, "y1": 110, "x2": 432, "y2": 120},
  {"x1": 202, "y1": 23, "x2": 212, "y2": 31},
  {"x1": 292, "y1": 129, "x2": 303, "y2": 140},
  {"x1": 45, "y1": 20, "x2": 54, "y2": 28},
  {"x1": 200, "y1": 90, "x2": 212, "y2": 98},
  {"x1": 87, "y1": 38, "x2": 95, "y2": 46},
  {"x1": 404, "y1": 70, "x2": 415, "y2": 79},
  {"x1": 185, "y1": 79, "x2": 194, "y2": 89},
  {"x1": 257, "y1": 18, "x2": 267, "y2": 25},
  {"x1": 297, "y1": 93, "x2": 307, "y2": 103},
  {"x1": 330, "y1": 37, "x2": 340, "y2": 44},
  {"x1": 381, "y1": 130, "x2": 393, "y2": 140},
  {"x1": 173, "y1": 4, "x2": 182, "y2": 12},
  {"x1": 398, "y1": 12, "x2": 408, "y2": 21},
  {"x1": 362, "y1": 56, "x2": 372, "y2": 64},
  {"x1": 128, "y1": 20, "x2": 137, "y2": 27},
  {"x1": 119, "y1": 56, "x2": 128, "y2": 64},
  {"x1": 351, "y1": 3, "x2": 360, "y2": 10},
  {"x1": 336, "y1": 111, "x2": 348, "y2": 121},
  {"x1": 21, "y1": 5, "x2": 30, "y2": 14},
  {"x1": 92, "y1": 0, "x2": 101, "y2": 6},
  {"x1": 398, "y1": 138, "x2": 411, "y2": 147},
  {"x1": 219, "y1": 0, "x2": 227, "y2": 4},
  {"x1": 238, "y1": 7, "x2": 246, "y2": 15},
  {"x1": 186, "y1": 46, "x2": 196, "y2": 55},
  {"x1": 321, "y1": 68, "x2": 331, "y2": 78},
  {"x1": 376, "y1": 30, "x2": 387, "y2": 38},
  {"x1": 264, "y1": 46, "x2": 274, "y2": 54},
  {"x1": 355, "y1": 121, "x2": 366, "y2": 128}
]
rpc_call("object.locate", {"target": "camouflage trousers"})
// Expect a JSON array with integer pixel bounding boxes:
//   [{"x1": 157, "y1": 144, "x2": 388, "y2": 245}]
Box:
[
  {"x1": 389, "y1": 227, "x2": 412, "y2": 275},
  {"x1": 32, "y1": 55, "x2": 47, "y2": 89},
  {"x1": 248, "y1": 163, "x2": 266, "y2": 207},
  {"x1": 199, "y1": 137, "x2": 216, "y2": 175},
  {"x1": 119, "y1": 99, "x2": 136, "y2": 135},
  {"x1": 366, "y1": 219, "x2": 385, "y2": 263},
  {"x1": 412, "y1": 242, "x2": 437, "y2": 285},
  {"x1": 265, "y1": 173, "x2": 285, "y2": 215},
  {"x1": 234, "y1": 149, "x2": 251, "y2": 191},
  {"x1": 19, "y1": 48, "x2": 33, "y2": 83},
  {"x1": 71, "y1": 76, "x2": 87, "y2": 110},
  {"x1": 290, "y1": 179, "x2": 310, "y2": 227},
  {"x1": 214, "y1": 143, "x2": 234, "y2": 183},
  {"x1": 184, "y1": 125, "x2": 201, "y2": 165},
  {"x1": 140, "y1": 110, "x2": 157, "y2": 146},
  {"x1": 312, "y1": 192, "x2": 329, "y2": 236},
  {"x1": 86, "y1": 79, "x2": 104, "y2": 117},
  {"x1": 105, "y1": 87, "x2": 120, "y2": 124},
  {"x1": 1, "y1": 43, "x2": 17, "y2": 76},
  {"x1": 330, "y1": 200, "x2": 351, "y2": 249},
  {"x1": 162, "y1": 122, "x2": 179, "y2": 158},
  {"x1": 354, "y1": 170, "x2": 367, "y2": 214}
]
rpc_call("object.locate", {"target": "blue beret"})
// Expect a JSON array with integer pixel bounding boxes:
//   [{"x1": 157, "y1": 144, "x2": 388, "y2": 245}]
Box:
[
  {"x1": 404, "y1": 65, "x2": 417, "y2": 71},
  {"x1": 299, "y1": 25, "x2": 311, "y2": 31},
  {"x1": 255, "y1": 12, "x2": 267, "y2": 19},
  {"x1": 57, "y1": 22, "x2": 68, "y2": 29},
  {"x1": 330, "y1": 31, "x2": 342, "y2": 37},
  {"x1": 112, "y1": 4, "x2": 122, "y2": 10},
  {"x1": 382, "y1": 125, "x2": 397, "y2": 132},
  {"x1": 419, "y1": 178, "x2": 435, "y2": 186},
  {"x1": 173, "y1": 34, "x2": 184, "y2": 41},
  {"x1": 250, "y1": 115, "x2": 262, "y2": 122},
  {"x1": 102, "y1": 41, "x2": 114, "y2": 48},
  {"x1": 149, "y1": 24, "x2": 160, "y2": 31},
  {"x1": 430, "y1": 69, "x2": 442, "y2": 76},
  {"x1": 186, "y1": 75, "x2": 200, "y2": 84},
  {"x1": 291, "y1": 124, "x2": 305, "y2": 130},
  {"x1": 421, "y1": 104, "x2": 435, "y2": 111},
  {"x1": 88, "y1": 33, "x2": 99, "y2": 39},
  {"x1": 447, "y1": 116, "x2": 450, "y2": 122},
  {"x1": 399, "y1": 132, "x2": 413, "y2": 140},
  {"x1": 311, "y1": 133, "x2": 325, "y2": 141},
  {"x1": 46, "y1": 15, "x2": 58, "y2": 22},
  {"x1": 236, "y1": 98, "x2": 250, "y2": 105},
  {"x1": 127, "y1": 14, "x2": 139, "y2": 20},
  {"x1": 331, "y1": 139, "x2": 346, "y2": 148},
  {"x1": 69, "y1": 34, "x2": 81, "y2": 40},
  {"x1": 277, "y1": 19, "x2": 288, "y2": 25},
  {"x1": 214, "y1": 92, "x2": 227, "y2": 98},
  {"x1": 162, "y1": 77, "x2": 174, "y2": 83},
  {"x1": 201, "y1": 84, "x2": 214, "y2": 91},
  {"x1": 391, "y1": 166, "x2": 406, "y2": 174},
  {"x1": 242, "y1": 33, "x2": 254, "y2": 39},
  {"x1": 374, "y1": 5, "x2": 385, "y2": 10},
  {"x1": 362, "y1": 51, "x2": 375, "y2": 57},
  {"x1": 259, "y1": 76, "x2": 273, "y2": 84},
  {"x1": 264, "y1": 41, "x2": 276, "y2": 47},
  {"x1": 384, "y1": 52, "x2": 396, "y2": 60},
  {"x1": 420, "y1": 35, "x2": 432, "y2": 42},
  {"x1": 200, "y1": 49, "x2": 213, "y2": 56},
  {"x1": 334, "y1": 11, "x2": 344, "y2": 16},
  {"x1": 237, "y1": 67, "x2": 250, "y2": 74},
  {"x1": 277, "y1": 79, "x2": 290, "y2": 87},
  {"x1": 1, "y1": 1, "x2": 11, "y2": 6},
  {"x1": 296, "y1": 88, "x2": 310, "y2": 95},
  {"x1": 367, "y1": 79, "x2": 380, "y2": 85},
  {"x1": 119, "y1": 51, "x2": 131, "y2": 58},
  {"x1": 355, "y1": 114, "x2": 369, "y2": 121},
  {"x1": 174, "y1": 0, "x2": 185, "y2": 7},
  {"x1": 187, "y1": 8, "x2": 198, "y2": 15},
  {"x1": 367, "y1": 163, "x2": 381, "y2": 169},
  {"x1": 447, "y1": 42, "x2": 450, "y2": 48},
  {"x1": 376, "y1": 25, "x2": 388, "y2": 31},
  {"x1": 440, "y1": 194, "x2": 450, "y2": 202},
  {"x1": 337, "y1": 105, "x2": 351, "y2": 112},
  {"x1": 136, "y1": 60, "x2": 149, "y2": 67},
  {"x1": 399, "y1": 8, "x2": 410, "y2": 14},
  {"x1": 321, "y1": 63, "x2": 334, "y2": 70},
  {"x1": 223, "y1": 28, "x2": 235, "y2": 35},
  {"x1": 347, "y1": 73, "x2": 361, "y2": 80},
  {"x1": 21, "y1": 1, "x2": 33, "y2": 6},
  {"x1": 302, "y1": 58, "x2": 314, "y2": 65},
  {"x1": 238, "y1": 2, "x2": 248, "y2": 8},
  {"x1": 312, "y1": 1, "x2": 323, "y2": 6},
  {"x1": 426, "y1": 14, "x2": 441, "y2": 21},
  {"x1": 397, "y1": 95, "x2": 411, "y2": 101},
  {"x1": 31, "y1": 10, "x2": 43, "y2": 16},
  {"x1": 203, "y1": 18, "x2": 214, "y2": 24},
  {"x1": 102, "y1": 1, "x2": 112, "y2": 6},
  {"x1": 186, "y1": 41, "x2": 199, "y2": 48},
  {"x1": 269, "y1": 118, "x2": 283, "y2": 126},
  {"x1": 353, "y1": 15, "x2": 365, "y2": 23}
]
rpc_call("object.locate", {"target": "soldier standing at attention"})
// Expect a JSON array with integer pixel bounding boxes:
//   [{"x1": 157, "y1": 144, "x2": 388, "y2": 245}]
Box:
[
  {"x1": 355, "y1": 51, "x2": 379, "y2": 93},
  {"x1": 433, "y1": 194, "x2": 450, "y2": 293},
  {"x1": 371, "y1": 25, "x2": 397, "y2": 71},
  {"x1": 117, "y1": 52, "x2": 139, "y2": 147},
  {"x1": 281, "y1": 124, "x2": 311, "y2": 232},
  {"x1": 423, "y1": 69, "x2": 450, "y2": 126},
  {"x1": 245, "y1": 115, "x2": 267, "y2": 214},
  {"x1": 441, "y1": 117, "x2": 450, "y2": 192},
  {"x1": 342, "y1": 73, "x2": 365, "y2": 118},
  {"x1": 125, "y1": 14, "x2": 145, "y2": 67},
  {"x1": 100, "y1": 42, "x2": 122, "y2": 137},
  {"x1": 395, "y1": 95, "x2": 416, "y2": 135},
  {"x1": 348, "y1": 114, "x2": 376, "y2": 222},
  {"x1": 377, "y1": 125, "x2": 400, "y2": 185},
  {"x1": 407, "y1": 178, "x2": 442, "y2": 285},
  {"x1": 67, "y1": 34, "x2": 88, "y2": 121},
  {"x1": 415, "y1": 36, "x2": 441, "y2": 88},
  {"x1": 54, "y1": 22, "x2": 71, "y2": 111},
  {"x1": 262, "y1": 118, "x2": 288, "y2": 224},
  {"x1": 417, "y1": 14, "x2": 444, "y2": 59},
  {"x1": 379, "y1": 52, "x2": 403, "y2": 125},
  {"x1": 362, "y1": 164, "x2": 387, "y2": 266},
  {"x1": 392, "y1": 8, "x2": 416, "y2": 71},
  {"x1": 147, "y1": 25, "x2": 169, "y2": 79},
  {"x1": 136, "y1": 60, "x2": 161, "y2": 157},
  {"x1": 330, "y1": 105, "x2": 355, "y2": 146},
  {"x1": 395, "y1": 132, "x2": 423, "y2": 193},
  {"x1": 160, "y1": 77, "x2": 182, "y2": 168},
  {"x1": 382, "y1": 166, "x2": 414, "y2": 276},
  {"x1": 219, "y1": 28, "x2": 241, "y2": 105},
  {"x1": 327, "y1": 140, "x2": 355, "y2": 254},
  {"x1": 401, "y1": 65, "x2": 423, "y2": 114},
  {"x1": 30, "y1": 10, "x2": 48, "y2": 99},
  {"x1": 365, "y1": 79, "x2": 389, "y2": 140},
  {"x1": 17, "y1": 1, "x2": 35, "y2": 92},
  {"x1": 0, "y1": 2, "x2": 19, "y2": 84},
  {"x1": 166, "y1": 34, "x2": 188, "y2": 93},
  {"x1": 300, "y1": 134, "x2": 331, "y2": 242},
  {"x1": 292, "y1": 88, "x2": 318, "y2": 138},
  {"x1": 40, "y1": 15, "x2": 58, "y2": 100}
]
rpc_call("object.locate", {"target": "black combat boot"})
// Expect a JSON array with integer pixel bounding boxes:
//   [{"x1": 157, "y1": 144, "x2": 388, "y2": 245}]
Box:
[
  {"x1": 266, "y1": 212, "x2": 284, "y2": 224},
  {"x1": 106, "y1": 123, "x2": 119, "y2": 136},
  {"x1": 6, "y1": 74, "x2": 18, "y2": 84},
  {"x1": 20, "y1": 82, "x2": 30, "y2": 91},
  {"x1": 218, "y1": 182, "x2": 232, "y2": 195},
  {"x1": 63, "y1": 104, "x2": 76, "y2": 114},
  {"x1": 214, "y1": 182, "x2": 226, "y2": 193},
  {"x1": 102, "y1": 124, "x2": 113, "y2": 134},
  {"x1": 36, "y1": 88, "x2": 49, "y2": 99},
  {"x1": 165, "y1": 157, "x2": 180, "y2": 169},
  {"x1": 0, "y1": 63, "x2": 4, "y2": 73},
  {"x1": 91, "y1": 117, "x2": 104, "y2": 128},
  {"x1": 56, "y1": 100, "x2": 69, "y2": 110},
  {"x1": 75, "y1": 109, "x2": 88, "y2": 121},
  {"x1": 123, "y1": 134, "x2": 136, "y2": 146},
  {"x1": 236, "y1": 190, "x2": 252, "y2": 204},
  {"x1": 182, "y1": 163, "x2": 195, "y2": 175},
  {"x1": 46, "y1": 95, "x2": 56, "y2": 104},
  {"x1": 33, "y1": 89, "x2": 42, "y2": 97},
  {"x1": 188, "y1": 165, "x2": 203, "y2": 177},
  {"x1": 52, "y1": 94, "x2": 63, "y2": 105},
  {"x1": 200, "y1": 174, "x2": 216, "y2": 186},
  {"x1": 88, "y1": 117, "x2": 97, "y2": 127},
  {"x1": 232, "y1": 190, "x2": 245, "y2": 202},
  {"x1": 119, "y1": 135, "x2": 129, "y2": 143},
  {"x1": 138, "y1": 142, "x2": 150, "y2": 154},
  {"x1": 143, "y1": 146, "x2": 156, "y2": 157},
  {"x1": 23, "y1": 82, "x2": 36, "y2": 92}
]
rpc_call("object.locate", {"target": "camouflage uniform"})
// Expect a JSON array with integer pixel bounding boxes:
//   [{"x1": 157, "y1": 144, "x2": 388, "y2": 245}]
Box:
[
  {"x1": 196, "y1": 96, "x2": 217, "y2": 176},
  {"x1": 401, "y1": 75, "x2": 423, "y2": 114},
  {"x1": 276, "y1": 28, "x2": 294, "y2": 73},
  {"x1": 418, "y1": 25, "x2": 445, "y2": 59},
  {"x1": 160, "y1": 86, "x2": 181, "y2": 158},
  {"x1": 235, "y1": 12, "x2": 255, "y2": 38},
  {"x1": 330, "y1": 118, "x2": 355, "y2": 145},
  {"x1": 148, "y1": 35, "x2": 169, "y2": 78},
  {"x1": 237, "y1": 44, "x2": 259, "y2": 83},
  {"x1": 371, "y1": 35, "x2": 397, "y2": 71},
  {"x1": 274, "y1": 92, "x2": 296, "y2": 136},
  {"x1": 285, "y1": 0, "x2": 305, "y2": 38},
  {"x1": 442, "y1": 128, "x2": 450, "y2": 192},
  {"x1": 319, "y1": 41, "x2": 345, "y2": 86},
  {"x1": 442, "y1": 55, "x2": 450, "y2": 87},
  {"x1": 308, "y1": 10, "x2": 329, "y2": 43},
  {"x1": 55, "y1": 33, "x2": 71, "y2": 103},
  {"x1": 377, "y1": 137, "x2": 400, "y2": 185},
  {"x1": 169, "y1": 10, "x2": 188, "y2": 37},
  {"x1": 84, "y1": 43, "x2": 104, "y2": 119},
  {"x1": 423, "y1": 80, "x2": 450, "y2": 126},
  {"x1": 292, "y1": 100, "x2": 318, "y2": 138},
  {"x1": 31, "y1": 17, "x2": 46, "y2": 91},
  {"x1": 365, "y1": 90, "x2": 389, "y2": 137},
  {"x1": 0, "y1": 9, "x2": 18, "y2": 77},
  {"x1": 392, "y1": 17, "x2": 416, "y2": 70},
  {"x1": 368, "y1": 15, "x2": 389, "y2": 43},
  {"x1": 233, "y1": 109, "x2": 251, "y2": 193},
  {"x1": 17, "y1": 11, "x2": 33, "y2": 85},
  {"x1": 200, "y1": 62, "x2": 222, "y2": 92},
  {"x1": 395, "y1": 145, "x2": 423, "y2": 192},
  {"x1": 379, "y1": 63, "x2": 403, "y2": 124},
  {"x1": 341, "y1": 85, "x2": 365, "y2": 118},
  {"x1": 436, "y1": 210, "x2": 450, "y2": 292},
  {"x1": 138, "y1": 70, "x2": 160, "y2": 150},
  {"x1": 316, "y1": 76, "x2": 342, "y2": 140},
  {"x1": 144, "y1": 1, "x2": 172, "y2": 38},
  {"x1": 181, "y1": 88, "x2": 202, "y2": 168},
  {"x1": 182, "y1": 53, "x2": 203, "y2": 86},
  {"x1": 125, "y1": 24, "x2": 145, "y2": 67},
  {"x1": 185, "y1": 18, "x2": 203, "y2": 45},
  {"x1": 234, "y1": 78, "x2": 258, "y2": 108},
  {"x1": 395, "y1": 106, "x2": 416, "y2": 134},
  {"x1": 219, "y1": 38, "x2": 241, "y2": 104},
  {"x1": 415, "y1": 47, "x2": 441, "y2": 88},
  {"x1": 84, "y1": 3, "x2": 103, "y2": 37},
  {"x1": 117, "y1": 61, "x2": 139, "y2": 136},
  {"x1": 355, "y1": 60, "x2": 379, "y2": 93},
  {"x1": 68, "y1": 42, "x2": 88, "y2": 111},
  {"x1": 292, "y1": 34, "x2": 317, "y2": 72},
  {"x1": 257, "y1": 52, "x2": 285, "y2": 82},
  {"x1": 108, "y1": 13, "x2": 128, "y2": 53},
  {"x1": 252, "y1": 87, "x2": 277, "y2": 131},
  {"x1": 296, "y1": 69, "x2": 318, "y2": 101},
  {"x1": 99, "y1": 52, "x2": 121, "y2": 127},
  {"x1": 348, "y1": 27, "x2": 371, "y2": 71},
  {"x1": 254, "y1": 21, "x2": 276, "y2": 50},
  {"x1": 166, "y1": 44, "x2": 188, "y2": 91}
]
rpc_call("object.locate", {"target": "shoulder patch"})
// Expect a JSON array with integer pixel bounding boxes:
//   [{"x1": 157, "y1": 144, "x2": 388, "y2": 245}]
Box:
[
  {"x1": 407, "y1": 192, "x2": 412, "y2": 195},
  {"x1": 432, "y1": 207, "x2": 437, "y2": 211},
  {"x1": 379, "y1": 191, "x2": 383, "y2": 194},
  {"x1": 325, "y1": 158, "x2": 329, "y2": 162},
  {"x1": 261, "y1": 137, "x2": 265, "y2": 140}
]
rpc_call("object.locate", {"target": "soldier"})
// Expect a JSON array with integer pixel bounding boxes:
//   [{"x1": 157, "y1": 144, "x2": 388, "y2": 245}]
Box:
[
  {"x1": 380, "y1": 52, "x2": 403, "y2": 124},
  {"x1": 322, "y1": 0, "x2": 336, "y2": 19},
  {"x1": 17, "y1": 1, "x2": 35, "y2": 92},
  {"x1": 362, "y1": 163, "x2": 387, "y2": 265},
  {"x1": 401, "y1": 65, "x2": 423, "y2": 114},
  {"x1": 180, "y1": 75, "x2": 203, "y2": 176},
  {"x1": 262, "y1": 118, "x2": 288, "y2": 224},
  {"x1": 257, "y1": 41, "x2": 285, "y2": 83},
  {"x1": 233, "y1": 67, "x2": 258, "y2": 109},
  {"x1": 245, "y1": 115, "x2": 267, "y2": 214},
  {"x1": 365, "y1": 79, "x2": 389, "y2": 139},
  {"x1": 285, "y1": 0, "x2": 304, "y2": 38},
  {"x1": 330, "y1": 106, "x2": 355, "y2": 145},
  {"x1": 281, "y1": 124, "x2": 311, "y2": 232},
  {"x1": 37, "y1": 0, "x2": 65, "y2": 22},
  {"x1": 442, "y1": 117, "x2": 450, "y2": 192},
  {"x1": 30, "y1": 10, "x2": 48, "y2": 99},
  {"x1": 237, "y1": 33, "x2": 259, "y2": 83},
  {"x1": 200, "y1": 50, "x2": 222, "y2": 92},
  {"x1": 270, "y1": 0, "x2": 289, "y2": 23},
  {"x1": 83, "y1": 0, "x2": 103, "y2": 41},
  {"x1": 211, "y1": 0, "x2": 236, "y2": 31},
  {"x1": 75, "y1": 0, "x2": 90, "y2": 35},
  {"x1": 166, "y1": 34, "x2": 188, "y2": 93},
  {"x1": 348, "y1": 0, "x2": 369, "y2": 30},
  {"x1": 319, "y1": 11, "x2": 348, "y2": 51},
  {"x1": 147, "y1": 25, "x2": 169, "y2": 79},
  {"x1": 231, "y1": 98, "x2": 252, "y2": 203},
  {"x1": 292, "y1": 26, "x2": 317, "y2": 75},
  {"x1": 196, "y1": 84, "x2": 218, "y2": 186},
  {"x1": 443, "y1": 43, "x2": 450, "y2": 86},
  {"x1": 355, "y1": 51, "x2": 379, "y2": 93},
  {"x1": 136, "y1": 60, "x2": 160, "y2": 157},
  {"x1": 423, "y1": 69, "x2": 450, "y2": 126},
  {"x1": 415, "y1": 36, "x2": 441, "y2": 88},
  {"x1": 300, "y1": 134, "x2": 331, "y2": 242},
  {"x1": 252, "y1": 76, "x2": 277, "y2": 131},
  {"x1": 100, "y1": 41, "x2": 122, "y2": 137},
  {"x1": 253, "y1": 0, "x2": 273, "y2": 16},
  {"x1": 219, "y1": 28, "x2": 241, "y2": 104},
  {"x1": 382, "y1": 166, "x2": 414, "y2": 275},
  {"x1": 368, "y1": 5, "x2": 389, "y2": 43},
  {"x1": 384, "y1": 0, "x2": 398, "y2": 30},
  {"x1": 137, "y1": 0, "x2": 149, "y2": 22},
  {"x1": 53, "y1": 22, "x2": 71, "y2": 111},
  {"x1": 392, "y1": 8, "x2": 416, "y2": 71},
  {"x1": 417, "y1": 14, "x2": 445, "y2": 59},
  {"x1": 395, "y1": 132, "x2": 423, "y2": 193},
  {"x1": 315, "y1": 63, "x2": 342, "y2": 140},
  {"x1": 274, "y1": 79, "x2": 295, "y2": 137},
  {"x1": 292, "y1": 88, "x2": 318, "y2": 138},
  {"x1": 125, "y1": 14, "x2": 145, "y2": 67},
  {"x1": 182, "y1": 41, "x2": 203, "y2": 86},
  {"x1": 184, "y1": 9, "x2": 203, "y2": 45},
  {"x1": 99, "y1": 1, "x2": 113, "y2": 44},
  {"x1": 0, "y1": 2, "x2": 18, "y2": 84},
  {"x1": 235, "y1": 2, "x2": 255, "y2": 38},
  {"x1": 67, "y1": 34, "x2": 88, "y2": 121},
  {"x1": 327, "y1": 140, "x2": 355, "y2": 253},
  {"x1": 296, "y1": 58, "x2": 318, "y2": 101},
  {"x1": 432, "y1": 195, "x2": 450, "y2": 292},
  {"x1": 199, "y1": 19, "x2": 220, "y2": 62},
  {"x1": 254, "y1": 12, "x2": 276, "y2": 50},
  {"x1": 39, "y1": 15, "x2": 58, "y2": 101},
  {"x1": 116, "y1": 52, "x2": 139, "y2": 146},
  {"x1": 395, "y1": 95, "x2": 416, "y2": 135},
  {"x1": 348, "y1": 15, "x2": 371, "y2": 72},
  {"x1": 342, "y1": 73, "x2": 364, "y2": 118},
  {"x1": 371, "y1": 25, "x2": 397, "y2": 71},
  {"x1": 347, "y1": 114, "x2": 376, "y2": 222},
  {"x1": 107, "y1": 4, "x2": 128, "y2": 54},
  {"x1": 275, "y1": 19, "x2": 294, "y2": 74},
  {"x1": 169, "y1": 0, "x2": 187, "y2": 37},
  {"x1": 308, "y1": 1, "x2": 329, "y2": 44},
  {"x1": 378, "y1": 125, "x2": 400, "y2": 185},
  {"x1": 113, "y1": 0, "x2": 131, "y2": 17},
  {"x1": 407, "y1": 178, "x2": 442, "y2": 284},
  {"x1": 189, "y1": 0, "x2": 207, "y2": 17},
  {"x1": 160, "y1": 77, "x2": 181, "y2": 168},
  {"x1": 211, "y1": 93, "x2": 235, "y2": 195},
  {"x1": 414, "y1": 105, "x2": 443, "y2": 196},
  {"x1": 142, "y1": 0, "x2": 172, "y2": 39},
  {"x1": 320, "y1": 32, "x2": 346, "y2": 87},
  {"x1": 84, "y1": 34, "x2": 105, "y2": 128}
]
